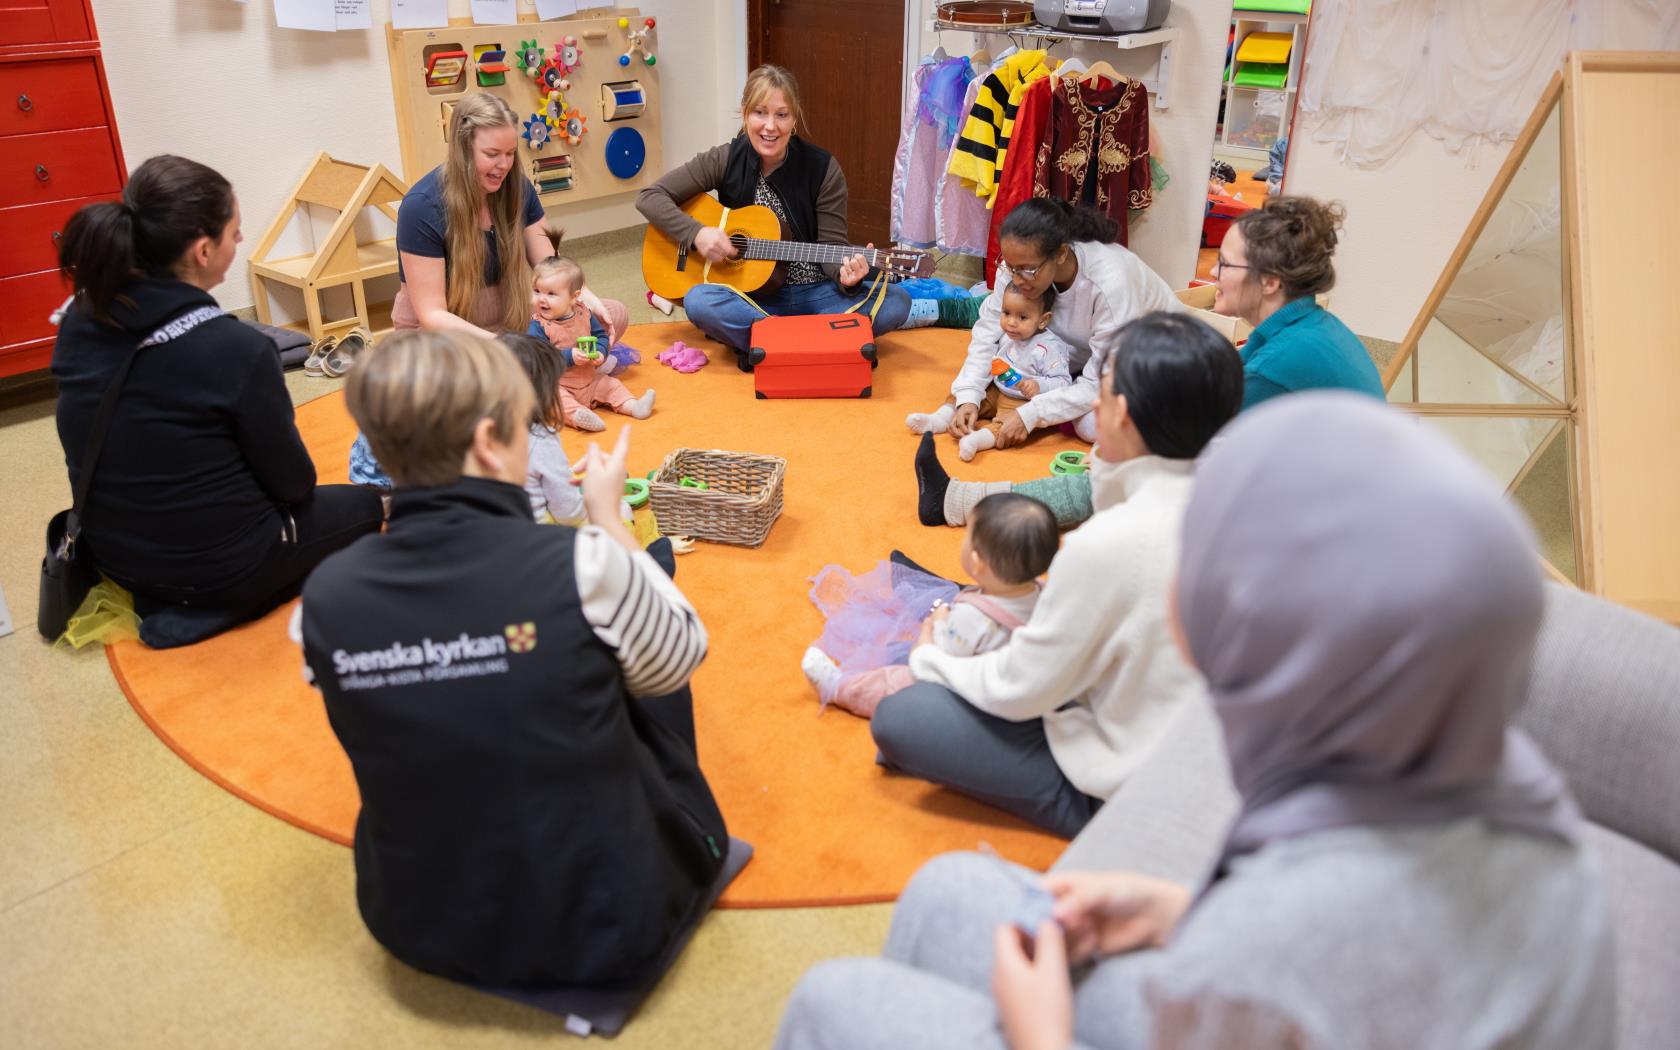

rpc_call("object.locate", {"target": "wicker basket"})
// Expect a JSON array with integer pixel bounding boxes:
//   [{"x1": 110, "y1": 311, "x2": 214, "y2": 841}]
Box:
[{"x1": 648, "y1": 448, "x2": 786, "y2": 547}]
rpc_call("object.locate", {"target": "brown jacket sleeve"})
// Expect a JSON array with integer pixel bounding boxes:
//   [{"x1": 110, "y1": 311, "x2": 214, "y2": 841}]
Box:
[
  {"x1": 814, "y1": 156, "x2": 850, "y2": 282},
  {"x1": 635, "y1": 143, "x2": 733, "y2": 252}
]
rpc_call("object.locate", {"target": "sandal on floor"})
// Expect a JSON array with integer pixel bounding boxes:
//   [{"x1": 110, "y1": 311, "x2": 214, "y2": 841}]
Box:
[
  {"x1": 321, "y1": 326, "x2": 371, "y2": 378},
  {"x1": 302, "y1": 334, "x2": 338, "y2": 377}
]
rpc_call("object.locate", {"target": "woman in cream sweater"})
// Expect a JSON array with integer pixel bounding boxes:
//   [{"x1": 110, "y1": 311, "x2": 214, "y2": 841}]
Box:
[{"x1": 875, "y1": 312, "x2": 1244, "y2": 837}]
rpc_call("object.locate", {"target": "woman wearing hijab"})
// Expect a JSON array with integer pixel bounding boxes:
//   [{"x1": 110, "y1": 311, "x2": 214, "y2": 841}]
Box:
[{"x1": 772, "y1": 393, "x2": 1614, "y2": 1050}]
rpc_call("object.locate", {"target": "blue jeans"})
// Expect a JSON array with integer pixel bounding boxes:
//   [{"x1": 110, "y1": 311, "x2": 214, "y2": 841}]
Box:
[{"x1": 682, "y1": 279, "x2": 912, "y2": 355}]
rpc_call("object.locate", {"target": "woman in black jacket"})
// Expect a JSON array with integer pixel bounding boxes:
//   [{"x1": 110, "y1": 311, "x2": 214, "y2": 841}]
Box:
[{"x1": 52, "y1": 154, "x2": 382, "y2": 648}]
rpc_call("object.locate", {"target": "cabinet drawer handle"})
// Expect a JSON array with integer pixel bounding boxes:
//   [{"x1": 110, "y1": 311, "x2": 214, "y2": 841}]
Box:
[
  {"x1": 36, "y1": 164, "x2": 50, "y2": 182},
  {"x1": 53, "y1": 230, "x2": 62, "y2": 245},
  {"x1": 17, "y1": 93, "x2": 32, "y2": 112}
]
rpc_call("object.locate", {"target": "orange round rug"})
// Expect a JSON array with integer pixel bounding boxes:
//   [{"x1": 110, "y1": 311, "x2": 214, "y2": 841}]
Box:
[{"x1": 109, "y1": 321, "x2": 1082, "y2": 907}]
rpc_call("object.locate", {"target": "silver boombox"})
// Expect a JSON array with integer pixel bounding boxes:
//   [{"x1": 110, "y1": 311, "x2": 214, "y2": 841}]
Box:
[{"x1": 1032, "y1": 0, "x2": 1171, "y2": 35}]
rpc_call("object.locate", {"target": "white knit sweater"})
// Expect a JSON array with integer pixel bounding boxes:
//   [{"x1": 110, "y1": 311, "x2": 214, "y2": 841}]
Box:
[
  {"x1": 948, "y1": 242, "x2": 1182, "y2": 431},
  {"x1": 908, "y1": 453, "x2": 1204, "y2": 800}
]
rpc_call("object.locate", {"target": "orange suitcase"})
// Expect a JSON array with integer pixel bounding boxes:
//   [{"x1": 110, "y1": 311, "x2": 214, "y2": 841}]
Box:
[{"x1": 747, "y1": 313, "x2": 877, "y2": 399}]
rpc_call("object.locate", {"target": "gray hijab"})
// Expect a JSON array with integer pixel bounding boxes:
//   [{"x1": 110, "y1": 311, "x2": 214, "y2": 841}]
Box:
[{"x1": 1177, "y1": 393, "x2": 1580, "y2": 861}]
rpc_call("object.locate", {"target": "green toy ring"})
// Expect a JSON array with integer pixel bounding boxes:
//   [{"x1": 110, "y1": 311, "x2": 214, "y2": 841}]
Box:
[
  {"x1": 679, "y1": 476, "x2": 709, "y2": 490},
  {"x1": 624, "y1": 477, "x2": 650, "y2": 509},
  {"x1": 1050, "y1": 450, "x2": 1089, "y2": 476}
]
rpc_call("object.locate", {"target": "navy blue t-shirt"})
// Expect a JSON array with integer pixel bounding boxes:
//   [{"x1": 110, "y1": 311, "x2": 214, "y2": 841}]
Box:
[{"x1": 395, "y1": 166, "x2": 545, "y2": 286}]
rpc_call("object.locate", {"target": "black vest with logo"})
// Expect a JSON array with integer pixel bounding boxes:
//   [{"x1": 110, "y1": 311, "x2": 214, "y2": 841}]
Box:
[
  {"x1": 300, "y1": 478, "x2": 726, "y2": 987},
  {"x1": 717, "y1": 133, "x2": 832, "y2": 243}
]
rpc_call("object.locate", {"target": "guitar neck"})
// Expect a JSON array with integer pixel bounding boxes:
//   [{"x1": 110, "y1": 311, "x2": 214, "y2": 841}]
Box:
[{"x1": 737, "y1": 239, "x2": 884, "y2": 269}]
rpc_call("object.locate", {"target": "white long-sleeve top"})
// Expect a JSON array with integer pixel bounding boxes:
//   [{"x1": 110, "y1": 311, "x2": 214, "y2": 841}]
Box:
[
  {"x1": 908, "y1": 453, "x2": 1202, "y2": 800},
  {"x1": 950, "y1": 242, "x2": 1182, "y2": 430},
  {"x1": 992, "y1": 330, "x2": 1074, "y2": 400}
]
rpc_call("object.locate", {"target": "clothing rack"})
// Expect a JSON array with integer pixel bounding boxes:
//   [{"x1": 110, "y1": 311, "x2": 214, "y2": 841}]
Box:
[{"x1": 927, "y1": 19, "x2": 1178, "y2": 107}]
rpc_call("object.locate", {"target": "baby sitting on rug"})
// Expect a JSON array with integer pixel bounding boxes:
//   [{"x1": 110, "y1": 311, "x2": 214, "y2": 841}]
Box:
[
  {"x1": 529, "y1": 256, "x2": 654, "y2": 432},
  {"x1": 802, "y1": 494, "x2": 1058, "y2": 718},
  {"x1": 905, "y1": 282, "x2": 1073, "y2": 461}
]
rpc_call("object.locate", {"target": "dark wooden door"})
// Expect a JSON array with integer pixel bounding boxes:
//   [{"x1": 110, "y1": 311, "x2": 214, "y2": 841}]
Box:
[{"x1": 749, "y1": 0, "x2": 906, "y2": 247}]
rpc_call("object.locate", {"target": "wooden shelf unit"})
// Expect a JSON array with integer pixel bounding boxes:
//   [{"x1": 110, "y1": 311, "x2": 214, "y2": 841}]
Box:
[{"x1": 247, "y1": 153, "x2": 409, "y2": 342}]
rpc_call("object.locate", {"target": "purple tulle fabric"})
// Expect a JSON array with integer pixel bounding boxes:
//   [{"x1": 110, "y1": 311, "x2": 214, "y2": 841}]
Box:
[
  {"x1": 917, "y1": 57, "x2": 975, "y2": 150},
  {"x1": 808, "y1": 560, "x2": 959, "y2": 701}
]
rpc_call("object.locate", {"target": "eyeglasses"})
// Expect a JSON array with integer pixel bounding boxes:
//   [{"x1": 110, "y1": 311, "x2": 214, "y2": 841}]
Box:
[
  {"x1": 1213, "y1": 257, "x2": 1250, "y2": 277},
  {"x1": 1001, "y1": 259, "x2": 1050, "y2": 281}
]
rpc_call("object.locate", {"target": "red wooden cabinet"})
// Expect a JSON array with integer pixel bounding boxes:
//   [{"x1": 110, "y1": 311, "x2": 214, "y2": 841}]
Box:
[
  {"x1": 0, "y1": 0, "x2": 125, "y2": 378},
  {"x1": 0, "y1": 0, "x2": 91, "y2": 49}
]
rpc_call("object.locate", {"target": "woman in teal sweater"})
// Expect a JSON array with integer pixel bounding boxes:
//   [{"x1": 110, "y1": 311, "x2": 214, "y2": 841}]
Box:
[
  {"x1": 917, "y1": 196, "x2": 1384, "y2": 529},
  {"x1": 1214, "y1": 196, "x2": 1381, "y2": 410}
]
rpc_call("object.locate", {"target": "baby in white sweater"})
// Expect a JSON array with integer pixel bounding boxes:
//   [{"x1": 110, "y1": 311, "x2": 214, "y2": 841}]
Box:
[
  {"x1": 803, "y1": 494, "x2": 1059, "y2": 718},
  {"x1": 907, "y1": 282, "x2": 1075, "y2": 461}
]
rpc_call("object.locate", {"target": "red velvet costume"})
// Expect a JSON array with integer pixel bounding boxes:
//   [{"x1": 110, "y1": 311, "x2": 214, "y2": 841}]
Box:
[{"x1": 1033, "y1": 76, "x2": 1153, "y2": 247}]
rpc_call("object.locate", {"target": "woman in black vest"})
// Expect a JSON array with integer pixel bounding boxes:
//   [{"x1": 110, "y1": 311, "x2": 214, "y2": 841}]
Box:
[
  {"x1": 636, "y1": 64, "x2": 911, "y2": 366},
  {"x1": 300, "y1": 329, "x2": 728, "y2": 989},
  {"x1": 51, "y1": 155, "x2": 382, "y2": 648}
]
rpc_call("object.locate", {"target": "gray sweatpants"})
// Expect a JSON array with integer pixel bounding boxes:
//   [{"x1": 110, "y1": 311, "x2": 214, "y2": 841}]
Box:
[
  {"x1": 771, "y1": 853, "x2": 1031, "y2": 1050},
  {"x1": 871, "y1": 681, "x2": 1102, "y2": 839}
]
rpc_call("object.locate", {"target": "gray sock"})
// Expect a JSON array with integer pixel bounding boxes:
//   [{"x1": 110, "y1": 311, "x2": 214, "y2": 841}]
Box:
[{"x1": 943, "y1": 479, "x2": 1011, "y2": 526}]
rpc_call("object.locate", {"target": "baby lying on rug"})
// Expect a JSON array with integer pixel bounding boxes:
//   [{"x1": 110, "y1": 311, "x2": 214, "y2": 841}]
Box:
[
  {"x1": 802, "y1": 494, "x2": 1058, "y2": 718},
  {"x1": 529, "y1": 256, "x2": 654, "y2": 432}
]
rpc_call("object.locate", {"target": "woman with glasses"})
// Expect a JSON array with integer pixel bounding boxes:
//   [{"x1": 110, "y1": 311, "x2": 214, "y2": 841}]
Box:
[
  {"x1": 911, "y1": 198, "x2": 1181, "y2": 456},
  {"x1": 917, "y1": 196, "x2": 1383, "y2": 531}
]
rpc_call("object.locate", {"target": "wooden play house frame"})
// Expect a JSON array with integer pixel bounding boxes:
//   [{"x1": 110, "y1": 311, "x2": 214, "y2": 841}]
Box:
[
  {"x1": 247, "y1": 152, "x2": 410, "y2": 341},
  {"x1": 1385, "y1": 52, "x2": 1680, "y2": 623}
]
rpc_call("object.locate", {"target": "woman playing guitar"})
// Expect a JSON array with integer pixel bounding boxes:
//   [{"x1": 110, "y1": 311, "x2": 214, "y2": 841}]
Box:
[{"x1": 635, "y1": 65, "x2": 911, "y2": 367}]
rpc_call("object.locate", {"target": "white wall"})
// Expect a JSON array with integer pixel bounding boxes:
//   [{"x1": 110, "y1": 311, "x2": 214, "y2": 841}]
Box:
[
  {"x1": 91, "y1": 0, "x2": 743, "y2": 313},
  {"x1": 1284, "y1": 111, "x2": 1519, "y2": 342},
  {"x1": 1282, "y1": 8, "x2": 1679, "y2": 342},
  {"x1": 903, "y1": 0, "x2": 1235, "y2": 290}
]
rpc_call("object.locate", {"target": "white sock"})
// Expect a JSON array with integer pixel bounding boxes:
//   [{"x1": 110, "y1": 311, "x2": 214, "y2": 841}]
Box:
[
  {"x1": 625, "y1": 390, "x2": 656, "y2": 419},
  {"x1": 570, "y1": 407, "x2": 606, "y2": 432},
  {"x1": 1074, "y1": 410, "x2": 1099, "y2": 444},
  {"x1": 801, "y1": 646, "x2": 844, "y2": 703},
  {"x1": 906, "y1": 404, "x2": 955, "y2": 434},
  {"x1": 958, "y1": 429, "x2": 996, "y2": 462},
  {"x1": 903, "y1": 298, "x2": 939, "y2": 328}
]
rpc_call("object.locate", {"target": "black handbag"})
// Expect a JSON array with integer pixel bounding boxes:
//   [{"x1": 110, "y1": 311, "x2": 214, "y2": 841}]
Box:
[
  {"x1": 37, "y1": 305, "x2": 222, "y2": 641},
  {"x1": 37, "y1": 342, "x2": 145, "y2": 641}
]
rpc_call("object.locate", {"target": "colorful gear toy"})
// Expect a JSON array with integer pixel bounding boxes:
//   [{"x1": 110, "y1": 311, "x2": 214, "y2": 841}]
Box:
[
  {"x1": 537, "y1": 56, "x2": 571, "y2": 94},
  {"x1": 560, "y1": 106, "x2": 588, "y2": 146},
  {"x1": 556, "y1": 36, "x2": 583, "y2": 74},
  {"x1": 521, "y1": 112, "x2": 552, "y2": 151},
  {"x1": 515, "y1": 39, "x2": 544, "y2": 77},
  {"x1": 542, "y1": 89, "x2": 567, "y2": 129}
]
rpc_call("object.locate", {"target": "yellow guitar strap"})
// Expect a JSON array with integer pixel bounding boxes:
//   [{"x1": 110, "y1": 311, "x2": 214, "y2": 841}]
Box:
[
  {"x1": 699, "y1": 206, "x2": 728, "y2": 286},
  {"x1": 845, "y1": 269, "x2": 891, "y2": 321},
  {"x1": 700, "y1": 206, "x2": 771, "y2": 317}
]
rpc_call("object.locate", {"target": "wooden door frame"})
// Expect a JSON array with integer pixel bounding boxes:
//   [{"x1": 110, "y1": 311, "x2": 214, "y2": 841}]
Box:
[{"x1": 745, "y1": 0, "x2": 913, "y2": 119}]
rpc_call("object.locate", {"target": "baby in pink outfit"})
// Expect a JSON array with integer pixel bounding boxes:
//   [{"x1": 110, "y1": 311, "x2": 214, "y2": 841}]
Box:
[
  {"x1": 802, "y1": 493, "x2": 1058, "y2": 718},
  {"x1": 530, "y1": 256, "x2": 654, "y2": 432}
]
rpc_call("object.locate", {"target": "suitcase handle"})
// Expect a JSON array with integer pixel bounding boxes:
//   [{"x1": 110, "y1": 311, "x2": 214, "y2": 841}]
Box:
[{"x1": 826, "y1": 316, "x2": 862, "y2": 332}]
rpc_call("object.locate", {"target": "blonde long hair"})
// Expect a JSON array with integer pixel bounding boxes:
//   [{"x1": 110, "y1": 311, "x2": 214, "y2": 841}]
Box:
[{"x1": 442, "y1": 93, "x2": 534, "y2": 334}]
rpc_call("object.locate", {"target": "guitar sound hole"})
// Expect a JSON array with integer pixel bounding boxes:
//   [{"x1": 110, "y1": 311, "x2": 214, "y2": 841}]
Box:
[{"x1": 728, "y1": 234, "x2": 750, "y2": 257}]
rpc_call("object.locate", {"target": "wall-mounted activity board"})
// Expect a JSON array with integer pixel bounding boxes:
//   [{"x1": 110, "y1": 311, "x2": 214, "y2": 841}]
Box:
[{"x1": 385, "y1": 10, "x2": 662, "y2": 207}]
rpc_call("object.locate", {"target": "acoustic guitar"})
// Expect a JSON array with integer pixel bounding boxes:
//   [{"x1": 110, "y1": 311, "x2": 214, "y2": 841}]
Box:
[{"x1": 642, "y1": 194, "x2": 936, "y2": 303}]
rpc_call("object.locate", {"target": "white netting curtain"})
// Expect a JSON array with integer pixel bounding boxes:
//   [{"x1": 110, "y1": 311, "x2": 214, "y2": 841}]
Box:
[{"x1": 1296, "y1": 0, "x2": 1680, "y2": 167}]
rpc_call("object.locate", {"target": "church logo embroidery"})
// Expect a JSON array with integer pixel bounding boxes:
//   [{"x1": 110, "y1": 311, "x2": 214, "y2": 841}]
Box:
[{"x1": 505, "y1": 622, "x2": 538, "y2": 653}]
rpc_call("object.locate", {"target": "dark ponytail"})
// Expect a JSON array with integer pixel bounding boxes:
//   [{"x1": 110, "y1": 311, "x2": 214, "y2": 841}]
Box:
[
  {"x1": 58, "y1": 154, "x2": 234, "y2": 322},
  {"x1": 998, "y1": 197, "x2": 1121, "y2": 257}
]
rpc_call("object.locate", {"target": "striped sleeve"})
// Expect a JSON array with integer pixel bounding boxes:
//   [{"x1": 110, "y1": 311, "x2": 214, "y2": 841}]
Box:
[{"x1": 573, "y1": 526, "x2": 708, "y2": 697}]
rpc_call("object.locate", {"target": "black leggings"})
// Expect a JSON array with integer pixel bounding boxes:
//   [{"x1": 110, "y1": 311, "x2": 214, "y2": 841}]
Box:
[{"x1": 125, "y1": 485, "x2": 383, "y2": 647}]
